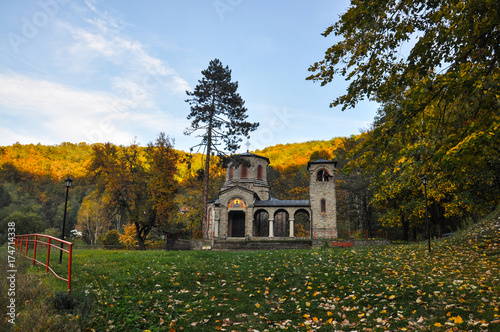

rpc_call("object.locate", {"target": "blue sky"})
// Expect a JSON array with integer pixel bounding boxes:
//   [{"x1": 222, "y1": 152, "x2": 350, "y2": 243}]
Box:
[{"x1": 0, "y1": 0, "x2": 378, "y2": 152}]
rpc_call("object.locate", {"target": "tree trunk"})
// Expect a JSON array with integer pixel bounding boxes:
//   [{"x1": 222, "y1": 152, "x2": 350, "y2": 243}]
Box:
[
  {"x1": 135, "y1": 221, "x2": 146, "y2": 250},
  {"x1": 137, "y1": 237, "x2": 146, "y2": 250},
  {"x1": 94, "y1": 213, "x2": 99, "y2": 245},
  {"x1": 411, "y1": 226, "x2": 417, "y2": 241},
  {"x1": 202, "y1": 118, "x2": 213, "y2": 239},
  {"x1": 363, "y1": 193, "x2": 372, "y2": 237},
  {"x1": 437, "y1": 204, "x2": 445, "y2": 237},
  {"x1": 401, "y1": 214, "x2": 409, "y2": 241},
  {"x1": 86, "y1": 213, "x2": 94, "y2": 245}
]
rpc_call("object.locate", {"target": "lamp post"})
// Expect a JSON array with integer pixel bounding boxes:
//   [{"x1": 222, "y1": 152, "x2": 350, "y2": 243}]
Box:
[
  {"x1": 60, "y1": 176, "x2": 72, "y2": 264},
  {"x1": 421, "y1": 175, "x2": 431, "y2": 253}
]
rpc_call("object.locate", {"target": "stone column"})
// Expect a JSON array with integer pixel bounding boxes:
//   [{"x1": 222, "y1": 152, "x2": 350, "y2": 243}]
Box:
[
  {"x1": 289, "y1": 219, "x2": 295, "y2": 237},
  {"x1": 309, "y1": 218, "x2": 312, "y2": 239},
  {"x1": 269, "y1": 218, "x2": 274, "y2": 237},
  {"x1": 215, "y1": 219, "x2": 219, "y2": 238}
]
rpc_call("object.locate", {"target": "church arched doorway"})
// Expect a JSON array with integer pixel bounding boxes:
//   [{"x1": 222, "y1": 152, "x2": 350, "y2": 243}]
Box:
[
  {"x1": 229, "y1": 211, "x2": 245, "y2": 237},
  {"x1": 294, "y1": 209, "x2": 310, "y2": 238},
  {"x1": 274, "y1": 210, "x2": 289, "y2": 237},
  {"x1": 253, "y1": 209, "x2": 269, "y2": 237}
]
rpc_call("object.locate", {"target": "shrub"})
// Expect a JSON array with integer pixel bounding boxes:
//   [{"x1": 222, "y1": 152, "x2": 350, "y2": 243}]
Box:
[
  {"x1": 120, "y1": 223, "x2": 137, "y2": 249},
  {"x1": 43, "y1": 227, "x2": 61, "y2": 238},
  {"x1": 102, "y1": 230, "x2": 121, "y2": 247}
]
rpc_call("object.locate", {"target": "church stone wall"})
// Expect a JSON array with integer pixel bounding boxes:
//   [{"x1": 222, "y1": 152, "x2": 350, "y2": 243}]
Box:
[
  {"x1": 222, "y1": 155, "x2": 270, "y2": 201},
  {"x1": 218, "y1": 189, "x2": 255, "y2": 238},
  {"x1": 207, "y1": 153, "x2": 338, "y2": 242}
]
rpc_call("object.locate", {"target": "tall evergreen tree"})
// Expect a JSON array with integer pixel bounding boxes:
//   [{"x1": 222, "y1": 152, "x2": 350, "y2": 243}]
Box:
[{"x1": 185, "y1": 58, "x2": 259, "y2": 237}]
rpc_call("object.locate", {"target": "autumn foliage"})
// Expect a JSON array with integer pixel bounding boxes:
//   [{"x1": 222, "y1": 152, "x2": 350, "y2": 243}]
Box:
[
  {"x1": 307, "y1": 0, "x2": 500, "y2": 239},
  {"x1": 1, "y1": 130, "x2": 498, "y2": 246}
]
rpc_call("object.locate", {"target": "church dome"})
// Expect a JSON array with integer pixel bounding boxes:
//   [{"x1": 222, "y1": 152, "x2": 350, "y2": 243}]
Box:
[{"x1": 226, "y1": 152, "x2": 270, "y2": 182}]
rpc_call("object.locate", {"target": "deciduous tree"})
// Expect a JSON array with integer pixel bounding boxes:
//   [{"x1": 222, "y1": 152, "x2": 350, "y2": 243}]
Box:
[
  {"x1": 308, "y1": 0, "x2": 500, "y2": 237},
  {"x1": 88, "y1": 142, "x2": 151, "y2": 250},
  {"x1": 88, "y1": 134, "x2": 178, "y2": 250},
  {"x1": 77, "y1": 190, "x2": 113, "y2": 245},
  {"x1": 307, "y1": 0, "x2": 499, "y2": 112},
  {"x1": 145, "y1": 133, "x2": 178, "y2": 234}
]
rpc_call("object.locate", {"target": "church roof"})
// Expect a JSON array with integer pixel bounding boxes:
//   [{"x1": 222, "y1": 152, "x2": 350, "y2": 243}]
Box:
[
  {"x1": 254, "y1": 197, "x2": 310, "y2": 207},
  {"x1": 219, "y1": 184, "x2": 262, "y2": 199},
  {"x1": 238, "y1": 152, "x2": 270, "y2": 163},
  {"x1": 307, "y1": 159, "x2": 337, "y2": 169}
]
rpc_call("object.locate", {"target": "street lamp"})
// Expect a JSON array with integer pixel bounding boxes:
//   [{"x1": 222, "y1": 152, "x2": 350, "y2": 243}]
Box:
[
  {"x1": 421, "y1": 175, "x2": 431, "y2": 253},
  {"x1": 60, "y1": 176, "x2": 73, "y2": 264}
]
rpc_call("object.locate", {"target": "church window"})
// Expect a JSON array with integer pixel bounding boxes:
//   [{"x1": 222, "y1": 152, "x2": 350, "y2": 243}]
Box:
[
  {"x1": 316, "y1": 169, "x2": 330, "y2": 182},
  {"x1": 228, "y1": 198, "x2": 246, "y2": 208},
  {"x1": 320, "y1": 199, "x2": 327, "y2": 213},
  {"x1": 257, "y1": 165, "x2": 263, "y2": 180},
  {"x1": 241, "y1": 165, "x2": 248, "y2": 178},
  {"x1": 228, "y1": 166, "x2": 234, "y2": 179}
]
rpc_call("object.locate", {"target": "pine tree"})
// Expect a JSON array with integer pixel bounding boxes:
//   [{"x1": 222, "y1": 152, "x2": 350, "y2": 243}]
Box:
[{"x1": 185, "y1": 58, "x2": 258, "y2": 237}]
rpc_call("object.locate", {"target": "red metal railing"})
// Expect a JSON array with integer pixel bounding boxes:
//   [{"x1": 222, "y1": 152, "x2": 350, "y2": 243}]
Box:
[{"x1": 15, "y1": 234, "x2": 72, "y2": 293}]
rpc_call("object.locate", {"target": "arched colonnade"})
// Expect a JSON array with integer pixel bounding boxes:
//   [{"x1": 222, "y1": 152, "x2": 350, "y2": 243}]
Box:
[{"x1": 252, "y1": 207, "x2": 311, "y2": 238}]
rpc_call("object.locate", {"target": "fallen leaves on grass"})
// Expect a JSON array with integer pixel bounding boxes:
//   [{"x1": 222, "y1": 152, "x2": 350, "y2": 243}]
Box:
[{"x1": 70, "y1": 214, "x2": 500, "y2": 331}]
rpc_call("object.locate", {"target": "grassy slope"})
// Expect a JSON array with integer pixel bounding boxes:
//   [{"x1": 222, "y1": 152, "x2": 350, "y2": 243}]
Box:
[{"x1": 2, "y1": 208, "x2": 499, "y2": 331}]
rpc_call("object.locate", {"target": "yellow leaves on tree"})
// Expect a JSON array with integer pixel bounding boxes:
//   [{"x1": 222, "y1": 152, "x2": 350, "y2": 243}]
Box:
[{"x1": 120, "y1": 223, "x2": 136, "y2": 249}]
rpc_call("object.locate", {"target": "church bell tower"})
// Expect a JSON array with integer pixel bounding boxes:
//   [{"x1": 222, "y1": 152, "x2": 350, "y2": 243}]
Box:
[{"x1": 308, "y1": 159, "x2": 337, "y2": 239}]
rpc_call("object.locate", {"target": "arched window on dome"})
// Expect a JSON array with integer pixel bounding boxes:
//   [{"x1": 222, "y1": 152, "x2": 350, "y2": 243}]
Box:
[
  {"x1": 228, "y1": 166, "x2": 234, "y2": 179},
  {"x1": 257, "y1": 165, "x2": 263, "y2": 180},
  {"x1": 241, "y1": 165, "x2": 248, "y2": 178}
]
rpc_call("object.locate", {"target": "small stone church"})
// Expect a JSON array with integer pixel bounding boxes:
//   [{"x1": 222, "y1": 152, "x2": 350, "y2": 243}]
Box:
[{"x1": 206, "y1": 152, "x2": 337, "y2": 242}]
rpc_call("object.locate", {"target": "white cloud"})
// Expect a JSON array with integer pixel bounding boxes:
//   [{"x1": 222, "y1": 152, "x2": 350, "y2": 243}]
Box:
[
  {"x1": 0, "y1": 1, "x2": 193, "y2": 148},
  {"x1": 61, "y1": 2, "x2": 190, "y2": 94},
  {"x1": 0, "y1": 73, "x2": 161, "y2": 145},
  {"x1": 69, "y1": 28, "x2": 119, "y2": 58}
]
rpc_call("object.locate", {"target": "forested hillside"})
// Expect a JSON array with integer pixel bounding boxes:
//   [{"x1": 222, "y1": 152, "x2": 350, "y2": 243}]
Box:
[
  {"x1": 255, "y1": 138, "x2": 344, "y2": 167},
  {"x1": 0, "y1": 139, "x2": 340, "y2": 190},
  {"x1": 1, "y1": 125, "x2": 498, "y2": 247},
  {"x1": 0, "y1": 139, "x2": 348, "y2": 246}
]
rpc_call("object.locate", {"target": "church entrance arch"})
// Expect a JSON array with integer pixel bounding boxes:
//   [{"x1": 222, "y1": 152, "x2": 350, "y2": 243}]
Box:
[
  {"x1": 253, "y1": 209, "x2": 269, "y2": 237},
  {"x1": 294, "y1": 209, "x2": 310, "y2": 238},
  {"x1": 274, "y1": 210, "x2": 289, "y2": 237},
  {"x1": 229, "y1": 211, "x2": 245, "y2": 237}
]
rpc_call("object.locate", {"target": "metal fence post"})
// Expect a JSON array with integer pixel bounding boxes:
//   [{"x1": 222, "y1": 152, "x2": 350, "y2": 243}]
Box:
[
  {"x1": 46, "y1": 237, "x2": 51, "y2": 273},
  {"x1": 33, "y1": 235, "x2": 38, "y2": 266}
]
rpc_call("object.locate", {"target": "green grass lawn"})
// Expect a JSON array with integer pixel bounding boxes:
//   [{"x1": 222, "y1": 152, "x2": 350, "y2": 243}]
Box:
[{"x1": 3, "y1": 211, "x2": 499, "y2": 331}]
